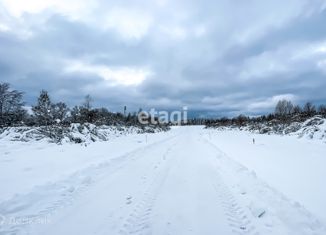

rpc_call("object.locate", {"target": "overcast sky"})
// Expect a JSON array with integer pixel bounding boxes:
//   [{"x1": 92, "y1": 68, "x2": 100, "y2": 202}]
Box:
[{"x1": 1, "y1": 0, "x2": 326, "y2": 116}]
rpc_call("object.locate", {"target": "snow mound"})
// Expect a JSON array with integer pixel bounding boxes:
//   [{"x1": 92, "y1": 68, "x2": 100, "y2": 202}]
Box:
[
  {"x1": 0, "y1": 124, "x2": 169, "y2": 144},
  {"x1": 207, "y1": 116, "x2": 326, "y2": 142},
  {"x1": 267, "y1": 116, "x2": 326, "y2": 142},
  {"x1": 295, "y1": 116, "x2": 326, "y2": 140}
]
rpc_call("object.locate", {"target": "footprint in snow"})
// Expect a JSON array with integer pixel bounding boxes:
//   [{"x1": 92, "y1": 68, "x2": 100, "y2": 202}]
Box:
[{"x1": 126, "y1": 196, "x2": 132, "y2": 205}]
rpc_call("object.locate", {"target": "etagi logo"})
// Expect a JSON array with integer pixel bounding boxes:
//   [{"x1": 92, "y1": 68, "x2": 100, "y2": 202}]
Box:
[{"x1": 138, "y1": 106, "x2": 188, "y2": 125}]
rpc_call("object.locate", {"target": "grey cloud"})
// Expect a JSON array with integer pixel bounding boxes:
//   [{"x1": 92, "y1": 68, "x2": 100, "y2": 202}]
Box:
[{"x1": 1, "y1": 0, "x2": 326, "y2": 117}]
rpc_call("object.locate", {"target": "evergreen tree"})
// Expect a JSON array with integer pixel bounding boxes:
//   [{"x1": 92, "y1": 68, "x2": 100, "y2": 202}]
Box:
[{"x1": 32, "y1": 90, "x2": 53, "y2": 125}]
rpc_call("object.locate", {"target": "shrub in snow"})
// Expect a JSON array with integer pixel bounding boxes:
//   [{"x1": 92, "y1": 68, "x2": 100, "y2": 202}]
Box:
[
  {"x1": 0, "y1": 123, "x2": 170, "y2": 144},
  {"x1": 206, "y1": 115, "x2": 326, "y2": 142}
]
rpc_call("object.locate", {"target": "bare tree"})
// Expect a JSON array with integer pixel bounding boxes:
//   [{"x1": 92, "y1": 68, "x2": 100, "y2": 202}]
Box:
[
  {"x1": 292, "y1": 105, "x2": 302, "y2": 114},
  {"x1": 303, "y1": 102, "x2": 316, "y2": 117},
  {"x1": 83, "y1": 94, "x2": 92, "y2": 111},
  {"x1": 52, "y1": 102, "x2": 69, "y2": 123},
  {"x1": 275, "y1": 99, "x2": 294, "y2": 117},
  {"x1": 318, "y1": 104, "x2": 326, "y2": 117},
  {"x1": 0, "y1": 83, "x2": 25, "y2": 126}
]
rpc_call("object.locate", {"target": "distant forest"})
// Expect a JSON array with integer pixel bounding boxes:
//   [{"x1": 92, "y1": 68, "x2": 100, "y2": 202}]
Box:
[
  {"x1": 201, "y1": 100, "x2": 326, "y2": 127},
  {"x1": 1, "y1": 82, "x2": 326, "y2": 127},
  {"x1": 0, "y1": 83, "x2": 155, "y2": 127}
]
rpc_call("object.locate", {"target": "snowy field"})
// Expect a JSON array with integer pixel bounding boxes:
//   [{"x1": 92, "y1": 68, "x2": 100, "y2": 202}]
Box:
[{"x1": 0, "y1": 126, "x2": 326, "y2": 235}]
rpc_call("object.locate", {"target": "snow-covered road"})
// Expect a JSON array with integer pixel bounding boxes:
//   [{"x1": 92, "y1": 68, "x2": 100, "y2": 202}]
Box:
[{"x1": 0, "y1": 127, "x2": 325, "y2": 235}]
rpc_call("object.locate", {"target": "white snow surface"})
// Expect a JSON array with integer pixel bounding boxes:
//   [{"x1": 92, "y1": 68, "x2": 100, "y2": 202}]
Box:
[{"x1": 0, "y1": 126, "x2": 325, "y2": 235}]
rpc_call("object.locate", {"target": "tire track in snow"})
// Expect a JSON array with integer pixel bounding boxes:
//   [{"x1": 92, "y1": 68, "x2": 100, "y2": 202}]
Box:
[
  {"x1": 119, "y1": 144, "x2": 176, "y2": 235},
  {"x1": 199, "y1": 135, "x2": 259, "y2": 235},
  {"x1": 212, "y1": 173, "x2": 258, "y2": 235},
  {"x1": 202, "y1": 134, "x2": 326, "y2": 235},
  {"x1": 0, "y1": 134, "x2": 179, "y2": 235}
]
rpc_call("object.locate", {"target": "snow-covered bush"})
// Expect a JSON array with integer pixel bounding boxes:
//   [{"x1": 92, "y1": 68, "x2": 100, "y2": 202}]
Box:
[
  {"x1": 0, "y1": 123, "x2": 170, "y2": 144},
  {"x1": 206, "y1": 115, "x2": 326, "y2": 142}
]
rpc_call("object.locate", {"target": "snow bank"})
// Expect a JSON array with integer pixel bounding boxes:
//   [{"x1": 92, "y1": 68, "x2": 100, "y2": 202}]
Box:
[
  {"x1": 204, "y1": 138, "x2": 326, "y2": 235},
  {"x1": 295, "y1": 116, "x2": 326, "y2": 140},
  {"x1": 204, "y1": 129, "x2": 326, "y2": 224},
  {"x1": 208, "y1": 116, "x2": 326, "y2": 142},
  {"x1": 0, "y1": 124, "x2": 169, "y2": 144}
]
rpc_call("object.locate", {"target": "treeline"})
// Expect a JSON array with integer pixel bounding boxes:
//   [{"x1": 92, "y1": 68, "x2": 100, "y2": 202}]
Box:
[
  {"x1": 205, "y1": 99, "x2": 326, "y2": 127},
  {"x1": 0, "y1": 83, "x2": 153, "y2": 128}
]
